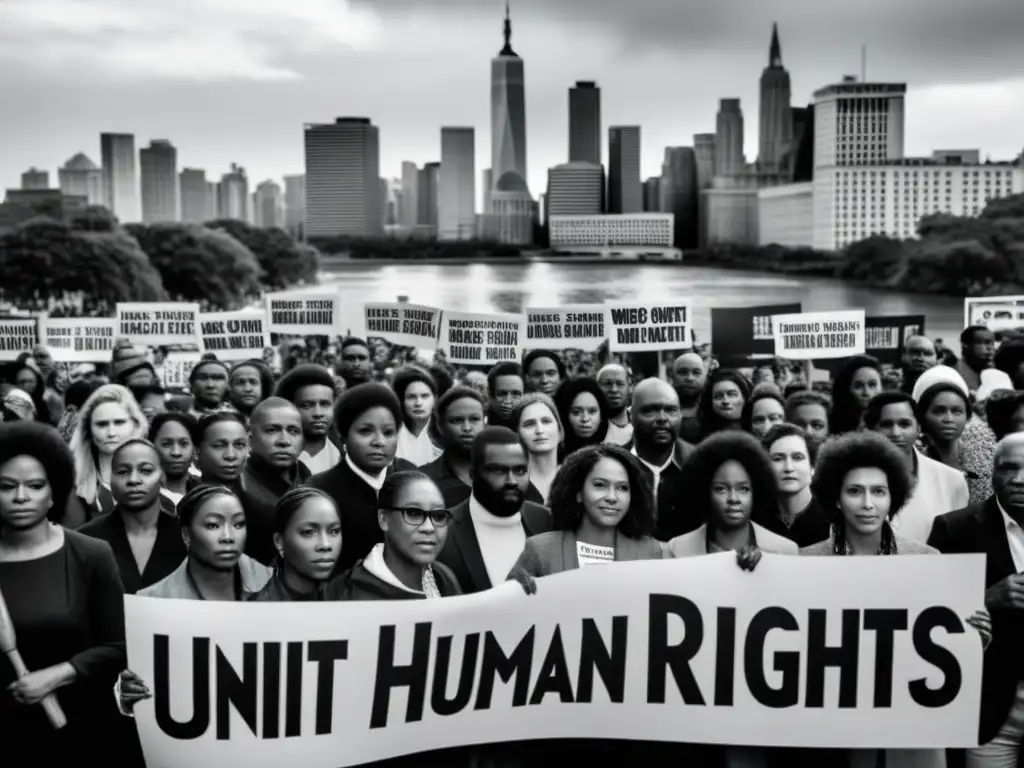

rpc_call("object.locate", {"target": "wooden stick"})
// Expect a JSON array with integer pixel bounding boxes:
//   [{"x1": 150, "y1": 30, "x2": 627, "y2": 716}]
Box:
[{"x1": 0, "y1": 586, "x2": 67, "y2": 729}]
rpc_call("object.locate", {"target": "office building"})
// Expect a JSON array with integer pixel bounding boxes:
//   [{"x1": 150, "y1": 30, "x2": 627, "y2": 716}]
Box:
[
  {"x1": 418, "y1": 162, "x2": 440, "y2": 230},
  {"x1": 179, "y1": 168, "x2": 210, "y2": 224},
  {"x1": 660, "y1": 147, "x2": 699, "y2": 248},
  {"x1": 100, "y1": 133, "x2": 139, "y2": 223},
  {"x1": 490, "y1": 3, "x2": 528, "y2": 196},
  {"x1": 546, "y1": 162, "x2": 603, "y2": 217},
  {"x1": 694, "y1": 134, "x2": 716, "y2": 191},
  {"x1": 569, "y1": 81, "x2": 601, "y2": 165},
  {"x1": 549, "y1": 213, "x2": 674, "y2": 249},
  {"x1": 440, "y1": 127, "x2": 476, "y2": 240},
  {"x1": 140, "y1": 140, "x2": 178, "y2": 223},
  {"x1": 21, "y1": 168, "x2": 49, "y2": 190},
  {"x1": 254, "y1": 180, "x2": 283, "y2": 228},
  {"x1": 400, "y1": 162, "x2": 419, "y2": 229},
  {"x1": 714, "y1": 99, "x2": 745, "y2": 177},
  {"x1": 217, "y1": 164, "x2": 249, "y2": 222},
  {"x1": 608, "y1": 126, "x2": 642, "y2": 214},
  {"x1": 284, "y1": 174, "x2": 305, "y2": 238},
  {"x1": 303, "y1": 117, "x2": 381, "y2": 237},
  {"x1": 643, "y1": 177, "x2": 661, "y2": 212},
  {"x1": 758, "y1": 24, "x2": 793, "y2": 173},
  {"x1": 58, "y1": 153, "x2": 104, "y2": 205}
]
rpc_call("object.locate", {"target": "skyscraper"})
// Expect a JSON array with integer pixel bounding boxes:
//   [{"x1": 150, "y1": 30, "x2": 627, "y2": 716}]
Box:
[
  {"x1": 490, "y1": 1, "x2": 528, "y2": 195},
  {"x1": 440, "y1": 127, "x2": 476, "y2": 240},
  {"x1": 218, "y1": 163, "x2": 249, "y2": 222},
  {"x1": 714, "y1": 99, "x2": 745, "y2": 177},
  {"x1": 21, "y1": 168, "x2": 49, "y2": 190},
  {"x1": 400, "y1": 161, "x2": 419, "y2": 228},
  {"x1": 569, "y1": 81, "x2": 601, "y2": 166},
  {"x1": 254, "y1": 180, "x2": 283, "y2": 228},
  {"x1": 303, "y1": 117, "x2": 381, "y2": 237},
  {"x1": 608, "y1": 126, "x2": 642, "y2": 214},
  {"x1": 660, "y1": 147, "x2": 699, "y2": 248},
  {"x1": 758, "y1": 23, "x2": 793, "y2": 173},
  {"x1": 59, "y1": 153, "x2": 103, "y2": 205},
  {"x1": 643, "y1": 177, "x2": 661, "y2": 212},
  {"x1": 140, "y1": 139, "x2": 178, "y2": 223},
  {"x1": 283, "y1": 174, "x2": 306, "y2": 238},
  {"x1": 694, "y1": 134, "x2": 716, "y2": 190},
  {"x1": 179, "y1": 168, "x2": 210, "y2": 224},
  {"x1": 418, "y1": 162, "x2": 440, "y2": 229},
  {"x1": 100, "y1": 133, "x2": 139, "y2": 223},
  {"x1": 546, "y1": 162, "x2": 603, "y2": 217}
]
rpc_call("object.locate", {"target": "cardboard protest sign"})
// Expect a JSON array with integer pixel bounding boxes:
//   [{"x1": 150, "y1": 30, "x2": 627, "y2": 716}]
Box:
[
  {"x1": 43, "y1": 317, "x2": 117, "y2": 363},
  {"x1": 161, "y1": 352, "x2": 202, "y2": 391},
  {"x1": 864, "y1": 315, "x2": 925, "y2": 366},
  {"x1": 710, "y1": 303, "x2": 802, "y2": 366},
  {"x1": 125, "y1": 553, "x2": 984, "y2": 767},
  {"x1": 116, "y1": 302, "x2": 203, "y2": 349},
  {"x1": 440, "y1": 310, "x2": 524, "y2": 365},
  {"x1": 0, "y1": 316, "x2": 39, "y2": 361},
  {"x1": 524, "y1": 305, "x2": 606, "y2": 352},
  {"x1": 605, "y1": 301, "x2": 691, "y2": 352},
  {"x1": 364, "y1": 303, "x2": 442, "y2": 348},
  {"x1": 965, "y1": 295, "x2": 1024, "y2": 333},
  {"x1": 771, "y1": 309, "x2": 866, "y2": 360},
  {"x1": 266, "y1": 293, "x2": 340, "y2": 336},
  {"x1": 199, "y1": 310, "x2": 270, "y2": 362}
]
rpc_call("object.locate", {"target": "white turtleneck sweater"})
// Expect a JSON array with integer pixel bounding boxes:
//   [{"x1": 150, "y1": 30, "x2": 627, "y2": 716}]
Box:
[{"x1": 469, "y1": 495, "x2": 526, "y2": 589}]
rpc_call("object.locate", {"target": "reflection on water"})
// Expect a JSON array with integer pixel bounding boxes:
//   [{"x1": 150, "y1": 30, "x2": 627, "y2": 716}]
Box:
[{"x1": 316, "y1": 262, "x2": 964, "y2": 345}]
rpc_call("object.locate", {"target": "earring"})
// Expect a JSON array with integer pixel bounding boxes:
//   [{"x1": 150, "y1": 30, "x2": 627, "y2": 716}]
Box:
[{"x1": 276, "y1": 549, "x2": 284, "y2": 559}]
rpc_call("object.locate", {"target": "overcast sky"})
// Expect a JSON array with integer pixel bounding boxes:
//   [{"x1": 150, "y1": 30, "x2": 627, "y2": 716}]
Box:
[{"x1": 2, "y1": 0, "x2": 1022, "y2": 208}]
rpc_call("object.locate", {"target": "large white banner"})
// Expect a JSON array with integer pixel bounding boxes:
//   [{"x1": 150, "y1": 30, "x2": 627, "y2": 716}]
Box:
[{"x1": 125, "y1": 554, "x2": 984, "y2": 766}]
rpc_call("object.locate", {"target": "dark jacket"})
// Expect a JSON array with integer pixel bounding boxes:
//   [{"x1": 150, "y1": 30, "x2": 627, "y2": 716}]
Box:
[
  {"x1": 927, "y1": 497, "x2": 1024, "y2": 746},
  {"x1": 76, "y1": 505, "x2": 186, "y2": 595},
  {"x1": 247, "y1": 572, "x2": 321, "y2": 602},
  {"x1": 238, "y1": 455, "x2": 312, "y2": 566},
  {"x1": 437, "y1": 497, "x2": 552, "y2": 594},
  {"x1": 319, "y1": 559, "x2": 463, "y2": 601},
  {"x1": 307, "y1": 457, "x2": 416, "y2": 575},
  {"x1": 65, "y1": 485, "x2": 116, "y2": 529},
  {"x1": 758, "y1": 495, "x2": 832, "y2": 549},
  {"x1": 624, "y1": 437, "x2": 697, "y2": 541},
  {"x1": 421, "y1": 453, "x2": 473, "y2": 508}
]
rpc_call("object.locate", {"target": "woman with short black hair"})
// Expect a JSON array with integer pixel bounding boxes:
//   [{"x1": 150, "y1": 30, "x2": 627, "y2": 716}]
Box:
[{"x1": 392, "y1": 365, "x2": 442, "y2": 466}]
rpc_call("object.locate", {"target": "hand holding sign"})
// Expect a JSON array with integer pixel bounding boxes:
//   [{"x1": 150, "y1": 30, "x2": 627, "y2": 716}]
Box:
[{"x1": 0, "y1": 585, "x2": 67, "y2": 729}]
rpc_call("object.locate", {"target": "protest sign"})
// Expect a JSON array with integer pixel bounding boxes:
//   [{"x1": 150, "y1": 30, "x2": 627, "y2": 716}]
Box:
[
  {"x1": 440, "y1": 310, "x2": 524, "y2": 365},
  {"x1": 266, "y1": 293, "x2": 340, "y2": 336},
  {"x1": 605, "y1": 301, "x2": 691, "y2": 352},
  {"x1": 710, "y1": 303, "x2": 802, "y2": 366},
  {"x1": 125, "y1": 553, "x2": 983, "y2": 767},
  {"x1": 864, "y1": 315, "x2": 925, "y2": 366},
  {"x1": 0, "y1": 315, "x2": 39, "y2": 361},
  {"x1": 42, "y1": 317, "x2": 117, "y2": 363},
  {"x1": 364, "y1": 303, "x2": 442, "y2": 349},
  {"x1": 524, "y1": 305, "x2": 606, "y2": 352},
  {"x1": 965, "y1": 295, "x2": 1024, "y2": 333},
  {"x1": 199, "y1": 310, "x2": 270, "y2": 362},
  {"x1": 161, "y1": 352, "x2": 202, "y2": 391},
  {"x1": 116, "y1": 302, "x2": 203, "y2": 349},
  {"x1": 772, "y1": 310, "x2": 866, "y2": 360}
]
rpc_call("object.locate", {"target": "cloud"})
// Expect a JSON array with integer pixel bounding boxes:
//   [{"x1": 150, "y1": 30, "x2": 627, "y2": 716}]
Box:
[{"x1": 0, "y1": 0, "x2": 383, "y2": 82}]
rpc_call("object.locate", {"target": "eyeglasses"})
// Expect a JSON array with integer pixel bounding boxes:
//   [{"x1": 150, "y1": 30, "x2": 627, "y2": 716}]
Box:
[{"x1": 386, "y1": 507, "x2": 454, "y2": 527}]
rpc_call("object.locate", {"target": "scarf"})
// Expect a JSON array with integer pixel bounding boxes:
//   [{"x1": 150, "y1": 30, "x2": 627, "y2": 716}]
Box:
[
  {"x1": 831, "y1": 522, "x2": 898, "y2": 556},
  {"x1": 364, "y1": 543, "x2": 442, "y2": 599}
]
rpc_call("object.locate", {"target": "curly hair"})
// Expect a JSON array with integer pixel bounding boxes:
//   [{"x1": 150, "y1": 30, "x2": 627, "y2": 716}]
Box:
[
  {"x1": 830, "y1": 355, "x2": 882, "y2": 434},
  {"x1": 0, "y1": 422, "x2": 76, "y2": 525},
  {"x1": 487, "y1": 361, "x2": 523, "y2": 397},
  {"x1": 274, "y1": 363, "x2": 337, "y2": 404},
  {"x1": 70, "y1": 383, "x2": 148, "y2": 504},
  {"x1": 986, "y1": 391, "x2": 1024, "y2": 441},
  {"x1": 547, "y1": 444, "x2": 654, "y2": 539},
  {"x1": 697, "y1": 368, "x2": 752, "y2": 438},
  {"x1": 740, "y1": 386, "x2": 786, "y2": 434},
  {"x1": 553, "y1": 377, "x2": 611, "y2": 454},
  {"x1": 810, "y1": 431, "x2": 913, "y2": 527},
  {"x1": 676, "y1": 430, "x2": 779, "y2": 529}
]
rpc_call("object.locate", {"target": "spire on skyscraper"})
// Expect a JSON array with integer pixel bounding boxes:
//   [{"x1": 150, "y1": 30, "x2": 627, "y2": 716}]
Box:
[
  {"x1": 499, "y1": 0, "x2": 518, "y2": 57},
  {"x1": 769, "y1": 22, "x2": 782, "y2": 68}
]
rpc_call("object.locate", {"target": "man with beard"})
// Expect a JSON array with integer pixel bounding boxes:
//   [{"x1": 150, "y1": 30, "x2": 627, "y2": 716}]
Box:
[
  {"x1": 957, "y1": 325, "x2": 996, "y2": 395},
  {"x1": 597, "y1": 363, "x2": 633, "y2": 445},
  {"x1": 227, "y1": 359, "x2": 273, "y2": 417},
  {"x1": 438, "y1": 426, "x2": 551, "y2": 593},
  {"x1": 78, "y1": 440, "x2": 185, "y2": 594},
  {"x1": 422, "y1": 386, "x2": 487, "y2": 507},
  {"x1": 188, "y1": 359, "x2": 231, "y2": 418},
  {"x1": 338, "y1": 336, "x2": 373, "y2": 387},
  {"x1": 671, "y1": 351, "x2": 706, "y2": 443},
  {"x1": 275, "y1": 363, "x2": 341, "y2": 474},
  {"x1": 900, "y1": 334, "x2": 938, "y2": 395},
  {"x1": 485, "y1": 361, "x2": 525, "y2": 429},
  {"x1": 238, "y1": 398, "x2": 310, "y2": 565},
  {"x1": 628, "y1": 378, "x2": 696, "y2": 540}
]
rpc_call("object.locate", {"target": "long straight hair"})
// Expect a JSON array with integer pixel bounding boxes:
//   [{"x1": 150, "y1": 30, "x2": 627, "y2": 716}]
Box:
[{"x1": 70, "y1": 383, "x2": 147, "y2": 504}]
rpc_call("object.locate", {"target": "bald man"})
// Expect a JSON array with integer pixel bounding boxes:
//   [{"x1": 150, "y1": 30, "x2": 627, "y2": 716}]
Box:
[
  {"x1": 629, "y1": 378, "x2": 697, "y2": 540},
  {"x1": 928, "y1": 433, "x2": 1024, "y2": 759},
  {"x1": 671, "y1": 352, "x2": 706, "y2": 443},
  {"x1": 239, "y1": 397, "x2": 311, "y2": 565},
  {"x1": 597, "y1": 363, "x2": 633, "y2": 445}
]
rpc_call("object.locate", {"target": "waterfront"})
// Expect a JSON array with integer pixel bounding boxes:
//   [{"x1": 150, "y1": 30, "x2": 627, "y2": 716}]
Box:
[{"x1": 314, "y1": 261, "x2": 965, "y2": 345}]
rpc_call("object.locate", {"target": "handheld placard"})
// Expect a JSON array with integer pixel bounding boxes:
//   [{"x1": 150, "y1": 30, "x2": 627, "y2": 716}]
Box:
[{"x1": 0, "y1": 585, "x2": 67, "y2": 729}]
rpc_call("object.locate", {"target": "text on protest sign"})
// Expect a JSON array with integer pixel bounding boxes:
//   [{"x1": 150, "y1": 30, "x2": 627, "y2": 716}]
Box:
[
  {"x1": 440, "y1": 310, "x2": 524, "y2": 365},
  {"x1": 524, "y1": 305, "x2": 606, "y2": 352},
  {"x1": 199, "y1": 310, "x2": 270, "y2": 362},
  {"x1": 605, "y1": 301, "x2": 691, "y2": 352},
  {"x1": 124, "y1": 553, "x2": 983, "y2": 767},
  {"x1": 964, "y1": 295, "x2": 1024, "y2": 333},
  {"x1": 865, "y1": 315, "x2": 925, "y2": 366},
  {"x1": 709, "y1": 304, "x2": 802, "y2": 366},
  {"x1": 266, "y1": 293, "x2": 339, "y2": 336},
  {"x1": 0, "y1": 316, "x2": 39, "y2": 361},
  {"x1": 116, "y1": 302, "x2": 203, "y2": 349},
  {"x1": 161, "y1": 352, "x2": 202, "y2": 391},
  {"x1": 43, "y1": 317, "x2": 117, "y2": 363},
  {"x1": 364, "y1": 303, "x2": 442, "y2": 348},
  {"x1": 771, "y1": 310, "x2": 866, "y2": 360}
]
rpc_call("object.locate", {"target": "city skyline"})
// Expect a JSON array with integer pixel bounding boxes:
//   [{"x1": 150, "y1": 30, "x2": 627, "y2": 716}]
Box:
[{"x1": 2, "y1": 0, "x2": 1023, "y2": 210}]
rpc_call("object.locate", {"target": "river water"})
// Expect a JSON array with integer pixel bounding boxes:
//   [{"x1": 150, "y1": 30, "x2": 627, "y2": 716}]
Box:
[{"x1": 316, "y1": 261, "x2": 965, "y2": 346}]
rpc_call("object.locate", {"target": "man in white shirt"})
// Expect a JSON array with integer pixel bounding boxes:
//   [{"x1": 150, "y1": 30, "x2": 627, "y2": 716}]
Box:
[{"x1": 597, "y1": 363, "x2": 633, "y2": 446}]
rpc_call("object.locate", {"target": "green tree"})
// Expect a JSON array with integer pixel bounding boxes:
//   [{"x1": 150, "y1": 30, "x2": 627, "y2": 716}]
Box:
[
  {"x1": 837, "y1": 235, "x2": 906, "y2": 285},
  {"x1": 980, "y1": 192, "x2": 1024, "y2": 221},
  {"x1": 205, "y1": 218, "x2": 318, "y2": 288},
  {"x1": 70, "y1": 205, "x2": 120, "y2": 233}
]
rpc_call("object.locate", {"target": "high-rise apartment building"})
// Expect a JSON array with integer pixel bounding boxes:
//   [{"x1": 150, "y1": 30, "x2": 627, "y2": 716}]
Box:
[
  {"x1": 254, "y1": 180, "x2": 283, "y2": 228},
  {"x1": 303, "y1": 117, "x2": 381, "y2": 237},
  {"x1": 140, "y1": 139, "x2": 178, "y2": 223},
  {"x1": 660, "y1": 147, "x2": 699, "y2": 248},
  {"x1": 21, "y1": 168, "x2": 49, "y2": 190},
  {"x1": 546, "y1": 162, "x2": 603, "y2": 217},
  {"x1": 758, "y1": 24, "x2": 793, "y2": 173},
  {"x1": 608, "y1": 126, "x2": 642, "y2": 214},
  {"x1": 418, "y1": 162, "x2": 440, "y2": 229},
  {"x1": 283, "y1": 174, "x2": 305, "y2": 238},
  {"x1": 569, "y1": 81, "x2": 601, "y2": 166},
  {"x1": 440, "y1": 127, "x2": 476, "y2": 240},
  {"x1": 179, "y1": 168, "x2": 210, "y2": 224},
  {"x1": 59, "y1": 153, "x2": 104, "y2": 205},
  {"x1": 100, "y1": 133, "x2": 139, "y2": 223},
  {"x1": 715, "y1": 100, "x2": 745, "y2": 177}
]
